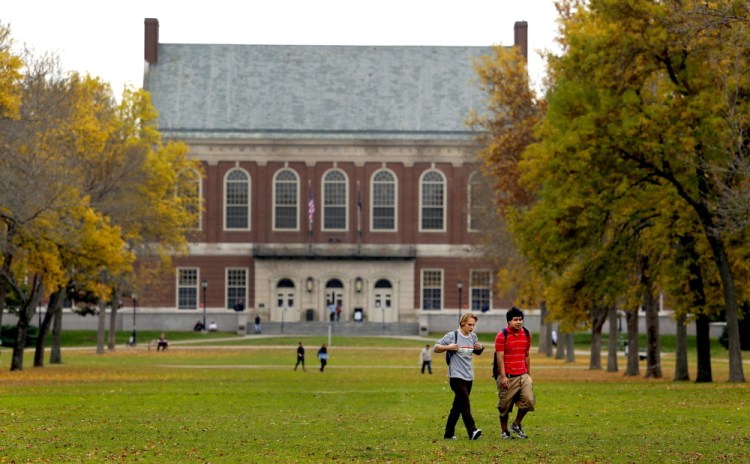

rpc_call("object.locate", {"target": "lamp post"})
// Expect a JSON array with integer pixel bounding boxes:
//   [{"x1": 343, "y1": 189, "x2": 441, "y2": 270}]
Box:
[
  {"x1": 201, "y1": 279, "x2": 208, "y2": 328},
  {"x1": 131, "y1": 293, "x2": 137, "y2": 346},
  {"x1": 457, "y1": 280, "x2": 463, "y2": 323}
]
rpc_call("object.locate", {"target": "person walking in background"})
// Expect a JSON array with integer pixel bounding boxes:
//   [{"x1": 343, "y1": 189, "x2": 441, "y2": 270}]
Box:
[
  {"x1": 317, "y1": 343, "x2": 329, "y2": 371},
  {"x1": 295, "y1": 341, "x2": 306, "y2": 371},
  {"x1": 328, "y1": 301, "x2": 336, "y2": 322},
  {"x1": 254, "y1": 315, "x2": 262, "y2": 334},
  {"x1": 420, "y1": 344, "x2": 433, "y2": 374},
  {"x1": 494, "y1": 306, "x2": 535, "y2": 440},
  {"x1": 434, "y1": 312, "x2": 485, "y2": 440}
]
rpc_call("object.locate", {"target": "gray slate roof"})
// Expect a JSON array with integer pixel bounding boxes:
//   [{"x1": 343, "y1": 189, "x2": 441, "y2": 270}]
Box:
[{"x1": 144, "y1": 44, "x2": 491, "y2": 140}]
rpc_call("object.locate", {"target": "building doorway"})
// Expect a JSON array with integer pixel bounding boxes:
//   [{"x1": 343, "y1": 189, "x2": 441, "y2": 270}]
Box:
[
  {"x1": 373, "y1": 279, "x2": 394, "y2": 323},
  {"x1": 276, "y1": 278, "x2": 296, "y2": 322},
  {"x1": 325, "y1": 279, "x2": 344, "y2": 321}
]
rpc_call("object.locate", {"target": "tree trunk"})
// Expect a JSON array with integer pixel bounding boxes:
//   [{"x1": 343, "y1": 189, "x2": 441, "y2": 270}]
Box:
[
  {"x1": 695, "y1": 313, "x2": 713, "y2": 383},
  {"x1": 624, "y1": 309, "x2": 640, "y2": 376},
  {"x1": 33, "y1": 289, "x2": 63, "y2": 368},
  {"x1": 538, "y1": 301, "x2": 548, "y2": 354},
  {"x1": 10, "y1": 277, "x2": 44, "y2": 371},
  {"x1": 0, "y1": 246, "x2": 13, "y2": 329},
  {"x1": 555, "y1": 323, "x2": 565, "y2": 360},
  {"x1": 0, "y1": 273, "x2": 6, "y2": 329},
  {"x1": 108, "y1": 293, "x2": 120, "y2": 351},
  {"x1": 705, "y1": 232, "x2": 745, "y2": 381},
  {"x1": 589, "y1": 307, "x2": 607, "y2": 370},
  {"x1": 643, "y1": 266, "x2": 662, "y2": 379},
  {"x1": 50, "y1": 300, "x2": 64, "y2": 364},
  {"x1": 544, "y1": 309, "x2": 554, "y2": 357},
  {"x1": 96, "y1": 300, "x2": 106, "y2": 355},
  {"x1": 607, "y1": 306, "x2": 619, "y2": 372},
  {"x1": 673, "y1": 312, "x2": 690, "y2": 381},
  {"x1": 565, "y1": 331, "x2": 575, "y2": 363}
]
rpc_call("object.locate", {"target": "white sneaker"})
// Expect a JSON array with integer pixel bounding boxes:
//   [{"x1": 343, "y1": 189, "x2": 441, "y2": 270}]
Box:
[{"x1": 510, "y1": 423, "x2": 527, "y2": 439}]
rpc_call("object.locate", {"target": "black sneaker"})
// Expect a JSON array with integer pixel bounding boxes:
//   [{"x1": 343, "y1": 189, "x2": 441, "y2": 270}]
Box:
[
  {"x1": 444, "y1": 435, "x2": 457, "y2": 440},
  {"x1": 510, "y1": 423, "x2": 528, "y2": 439},
  {"x1": 501, "y1": 431, "x2": 513, "y2": 439},
  {"x1": 470, "y1": 429, "x2": 482, "y2": 440}
]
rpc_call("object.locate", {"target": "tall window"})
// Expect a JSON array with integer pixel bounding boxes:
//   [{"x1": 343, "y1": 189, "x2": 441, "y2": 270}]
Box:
[
  {"x1": 372, "y1": 169, "x2": 396, "y2": 230},
  {"x1": 177, "y1": 268, "x2": 198, "y2": 310},
  {"x1": 422, "y1": 269, "x2": 443, "y2": 310},
  {"x1": 323, "y1": 169, "x2": 347, "y2": 230},
  {"x1": 177, "y1": 169, "x2": 202, "y2": 230},
  {"x1": 420, "y1": 170, "x2": 445, "y2": 231},
  {"x1": 468, "y1": 171, "x2": 482, "y2": 232},
  {"x1": 471, "y1": 270, "x2": 491, "y2": 312},
  {"x1": 274, "y1": 169, "x2": 298, "y2": 230},
  {"x1": 226, "y1": 268, "x2": 247, "y2": 309},
  {"x1": 225, "y1": 169, "x2": 250, "y2": 230}
]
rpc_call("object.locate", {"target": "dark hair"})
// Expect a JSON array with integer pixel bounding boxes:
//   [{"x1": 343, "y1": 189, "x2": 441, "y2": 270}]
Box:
[{"x1": 506, "y1": 306, "x2": 524, "y2": 322}]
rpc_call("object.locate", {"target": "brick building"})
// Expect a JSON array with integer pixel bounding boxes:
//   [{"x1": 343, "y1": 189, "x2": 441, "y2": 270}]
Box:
[{"x1": 139, "y1": 18, "x2": 528, "y2": 332}]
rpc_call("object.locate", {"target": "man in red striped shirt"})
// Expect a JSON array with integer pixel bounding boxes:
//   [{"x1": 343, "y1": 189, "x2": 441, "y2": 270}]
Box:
[{"x1": 494, "y1": 306, "x2": 536, "y2": 439}]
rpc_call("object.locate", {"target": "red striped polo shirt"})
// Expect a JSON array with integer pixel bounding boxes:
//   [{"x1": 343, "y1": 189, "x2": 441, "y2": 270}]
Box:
[{"x1": 495, "y1": 326, "x2": 530, "y2": 375}]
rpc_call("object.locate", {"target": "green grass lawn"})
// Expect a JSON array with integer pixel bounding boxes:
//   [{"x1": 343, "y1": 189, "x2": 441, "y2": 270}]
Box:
[{"x1": 1, "y1": 335, "x2": 748, "y2": 463}]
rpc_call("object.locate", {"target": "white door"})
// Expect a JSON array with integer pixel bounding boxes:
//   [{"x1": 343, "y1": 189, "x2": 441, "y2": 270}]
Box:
[
  {"x1": 373, "y1": 279, "x2": 394, "y2": 323},
  {"x1": 276, "y1": 288, "x2": 299, "y2": 322}
]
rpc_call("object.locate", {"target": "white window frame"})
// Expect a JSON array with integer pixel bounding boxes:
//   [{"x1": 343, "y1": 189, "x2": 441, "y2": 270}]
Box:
[
  {"x1": 370, "y1": 168, "x2": 397, "y2": 231},
  {"x1": 177, "y1": 267, "x2": 199, "y2": 310},
  {"x1": 322, "y1": 169, "x2": 348, "y2": 231},
  {"x1": 421, "y1": 269, "x2": 443, "y2": 310},
  {"x1": 225, "y1": 267, "x2": 248, "y2": 309},
  {"x1": 273, "y1": 168, "x2": 300, "y2": 231},
  {"x1": 224, "y1": 168, "x2": 251, "y2": 231},
  {"x1": 419, "y1": 169, "x2": 446, "y2": 232}
]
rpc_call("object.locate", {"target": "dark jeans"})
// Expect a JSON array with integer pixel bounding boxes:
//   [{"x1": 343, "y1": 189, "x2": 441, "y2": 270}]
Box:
[
  {"x1": 421, "y1": 361, "x2": 432, "y2": 374},
  {"x1": 444, "y1": 377, "x2": 476, "y2": 438}
]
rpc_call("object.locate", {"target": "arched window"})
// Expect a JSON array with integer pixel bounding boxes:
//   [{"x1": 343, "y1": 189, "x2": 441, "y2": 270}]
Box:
[
  {"x1": 372, "y1": 169, "x2": 396, "y2": 231},
  {"x1": 224, "y1": 168, "x2": 250, "y2": 230},
  {"x1": 177, "y1": 168, "x2": 202, "y2": 230},
  {"x1": 374, "y1": 279, "x2": 393, "y2": 289},
  {"x1": 323, "y1": 169, "x2": 347, "y2": 230},
  {"x1": 274, "y1": 169, "x2": 299, "y2": 230},
  {"x1": 420, "y1": 170, "x2": 445, "y2": 231}
]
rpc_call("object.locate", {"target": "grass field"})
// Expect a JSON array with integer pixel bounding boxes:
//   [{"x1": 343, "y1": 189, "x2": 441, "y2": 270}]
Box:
[{"x1": 1, "y1": 333, "x2": 748, "y2": 463}]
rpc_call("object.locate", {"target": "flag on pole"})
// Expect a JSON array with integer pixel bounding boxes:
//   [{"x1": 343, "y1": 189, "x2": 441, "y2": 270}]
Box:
[{"x1": 307, "y1": 183, "x2": 315, "y2": 229}]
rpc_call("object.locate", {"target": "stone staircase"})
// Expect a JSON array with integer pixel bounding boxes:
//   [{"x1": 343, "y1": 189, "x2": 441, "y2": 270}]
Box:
[{"x1": 250, "y1": 321, "x2": 420, "y2": 336}]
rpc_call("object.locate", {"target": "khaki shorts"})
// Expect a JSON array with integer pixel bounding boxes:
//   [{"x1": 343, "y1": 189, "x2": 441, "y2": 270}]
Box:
[{"x1": 496, "y1": 373, "x2": 536, "y2": 416}]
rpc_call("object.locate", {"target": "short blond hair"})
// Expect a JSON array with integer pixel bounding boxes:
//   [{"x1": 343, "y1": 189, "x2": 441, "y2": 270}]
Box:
[{"x1": 459, "y1": 312, "x2": 477, "y2": 327}]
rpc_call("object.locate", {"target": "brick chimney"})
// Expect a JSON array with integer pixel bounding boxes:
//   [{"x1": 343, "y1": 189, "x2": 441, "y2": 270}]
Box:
[
  {"x1": 145, "y1": 18, "x2": 159, "y2": 64},
  {"x1": 514, "y1": 21, "x2": 528, "y2": 62}
]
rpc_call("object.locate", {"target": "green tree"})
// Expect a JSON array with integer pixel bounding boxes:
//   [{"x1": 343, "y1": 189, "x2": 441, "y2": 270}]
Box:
[{"x1": 530, "y1": 0, "x2": 748, "y2": 382}]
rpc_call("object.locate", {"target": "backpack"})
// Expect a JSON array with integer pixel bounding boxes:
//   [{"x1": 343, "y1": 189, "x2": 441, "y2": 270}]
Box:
[
  {"x1": 492, "y1": 326, "x2": 530, "y2": 379},
  {"x1": 445, "y1": 330, "x2": 458, "y2": 365}
]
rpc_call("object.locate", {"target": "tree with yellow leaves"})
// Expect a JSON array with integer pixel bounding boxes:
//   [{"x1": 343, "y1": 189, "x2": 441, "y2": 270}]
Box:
[
  {"x1": 525, "y1": 0, "x2": 749, "y2": 381},
  {"x1": 0, "y1": 25, "x2": 201, "y2": 370}
]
